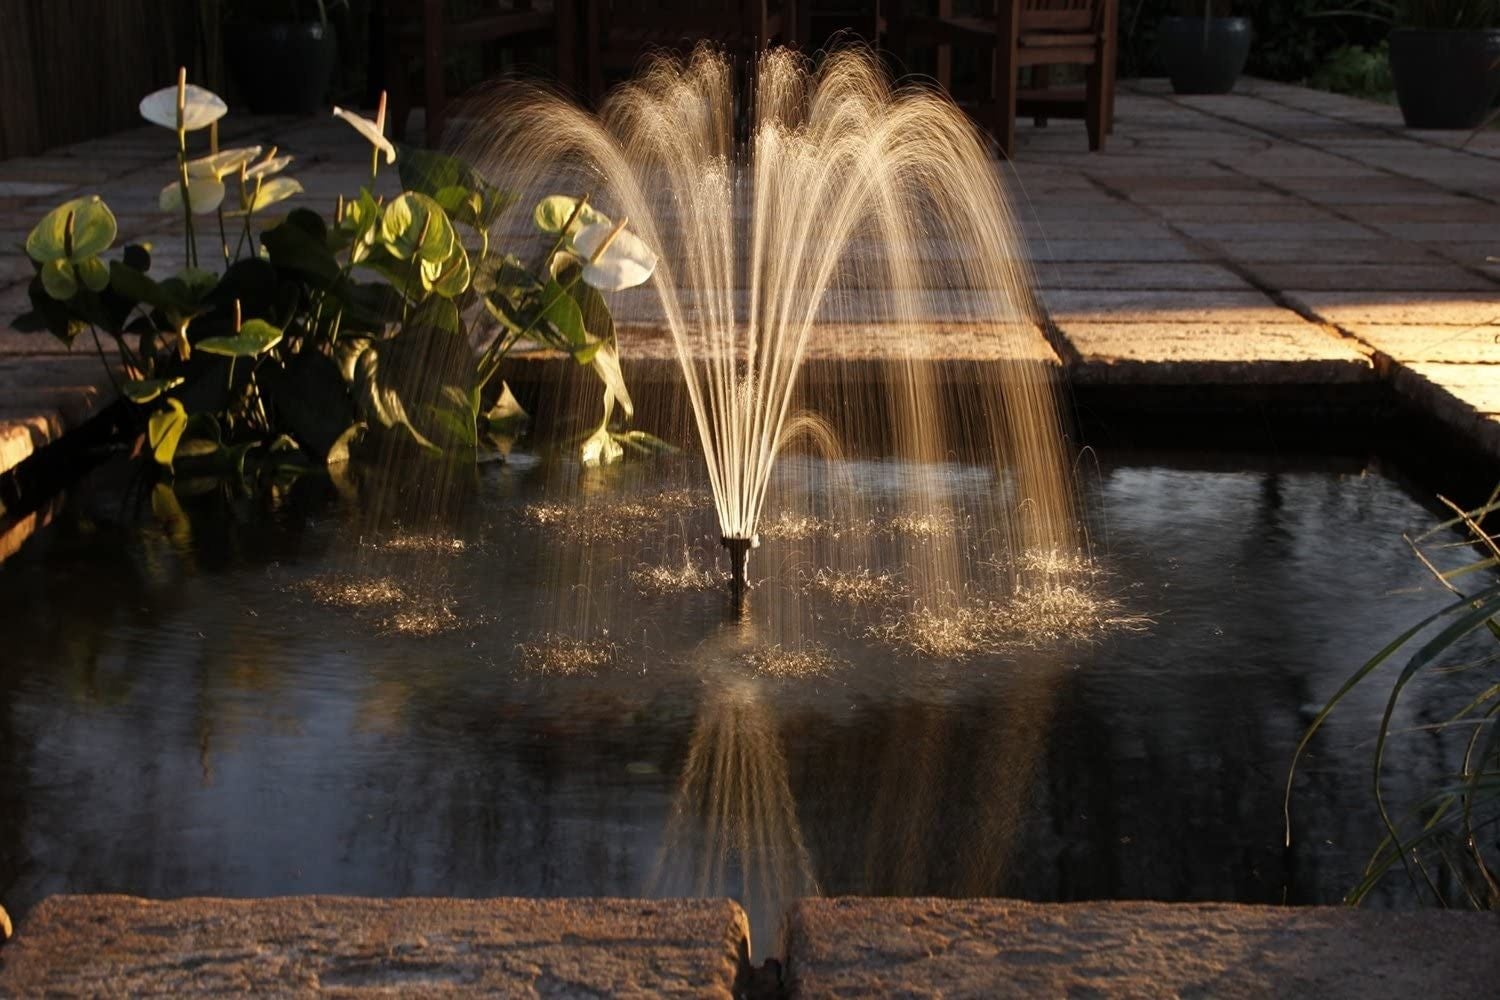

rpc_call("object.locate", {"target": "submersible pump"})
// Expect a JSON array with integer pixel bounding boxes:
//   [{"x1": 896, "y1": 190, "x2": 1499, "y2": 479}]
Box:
[{"x1": 721, "y1": 534, "x2": 759, "y2": 603}]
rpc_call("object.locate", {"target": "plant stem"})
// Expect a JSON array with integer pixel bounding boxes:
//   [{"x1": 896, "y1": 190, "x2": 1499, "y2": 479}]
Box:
[
  {"x1": 89, "y1": 326, "x2": 123, "y2": 395},
  {"x1": 217, "y1": 208, "x2": 231, "y2": 265},
  {"x1": 176, "y1": 67, "x2": 197, "y2": 268},
  {"x1": 475, "y1": 270, "x2": 584, "y2": 391}
]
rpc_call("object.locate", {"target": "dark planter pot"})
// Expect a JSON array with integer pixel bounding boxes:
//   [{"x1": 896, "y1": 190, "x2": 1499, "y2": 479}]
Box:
[
  {"x1": 224, "y1": 21, "x2": 338, "y2": 115},
  {"x1": 1157, "y1": 16, "x2": 1252, "y2": 95},
  {"x1": 1389, "y1": 28, "x2": 1500, "y2": 130}
]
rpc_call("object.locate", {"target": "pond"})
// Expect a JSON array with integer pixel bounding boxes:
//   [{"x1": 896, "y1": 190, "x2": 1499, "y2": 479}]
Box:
[{"x1": 0, "y1": 447, "x2": 1482, "y2": 956}]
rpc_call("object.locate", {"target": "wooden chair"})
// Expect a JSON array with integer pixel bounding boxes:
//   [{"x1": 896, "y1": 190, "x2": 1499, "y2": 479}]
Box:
[
  {"x1": 887, "y1": 0, "x2": 1115, "y2": 156},
  {"x1": 381, "y1": 0, "x2": 578, "y2": 147},
  {"x1": 583, "y1": 1, "x2": 795, "y2": 106}
]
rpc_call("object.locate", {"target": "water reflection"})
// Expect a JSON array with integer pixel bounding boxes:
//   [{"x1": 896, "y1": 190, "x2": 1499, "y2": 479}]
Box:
[
  {"x1": 651, "y1": 678, "x2": 817, "y2": 958},
  {"x1": 0, "y1": 455, "x2": 1486, "y2": 952}
]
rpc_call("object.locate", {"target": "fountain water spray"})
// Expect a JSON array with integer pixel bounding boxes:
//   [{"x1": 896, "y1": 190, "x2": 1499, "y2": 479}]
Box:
[{"x1": 464, "y1": 47, "x2": 1079, "y2": 601}]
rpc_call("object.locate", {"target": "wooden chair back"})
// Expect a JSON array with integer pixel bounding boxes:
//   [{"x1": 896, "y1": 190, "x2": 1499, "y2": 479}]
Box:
[
  {"x1": 1019, "y1": 0, "x2": 1102, "y2": 34},
  {"x1": 594, "y1": 1, "x2": 775, "y2": 46}
]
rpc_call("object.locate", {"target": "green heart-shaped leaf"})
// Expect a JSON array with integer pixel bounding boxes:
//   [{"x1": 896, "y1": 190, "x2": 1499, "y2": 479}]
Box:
[
  {"x1": 26, "y1": 196, "x2": 117, "y2": 263},
  {"x1": 197, "y1": 318, "x2": 283, "y2": 357},
  {"x1": 75, "y1": 255, "x2": 110, "y2": 293},
  {"x1": 381, "y1": 192, "x2": 455, "y2": 263},
  {"x1": 147, "y1": 398, "x2": 189, "y2": 467},
  {"x1": 424, "y1": 242, "x2": 471, "y2": 299},
  {"x1": 123, "y1": 376, "x2": 186, "y2": 404},
  {"x1": 533, "y1": 195, "x2": 608, "y2": 235},
  {"x1": 39, "y1": 259, "x2": 77, "y2": 300}
]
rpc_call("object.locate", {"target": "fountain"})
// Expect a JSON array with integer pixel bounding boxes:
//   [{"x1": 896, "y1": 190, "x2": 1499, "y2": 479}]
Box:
[{"x1": 460, "y1": 46, "x2": 1080, "y2": 602}]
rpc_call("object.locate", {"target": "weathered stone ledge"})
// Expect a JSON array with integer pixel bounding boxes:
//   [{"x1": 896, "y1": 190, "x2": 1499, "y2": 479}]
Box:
[
  {"x1": 0, "y1": 895, "x2": 750, "y2": 998},
  {"x1": 4, "y1": 895, "x2": 1497, "y2": 998},
  {"x1": 783, "y1": 897, "x2": 1500, "y2": 999}
]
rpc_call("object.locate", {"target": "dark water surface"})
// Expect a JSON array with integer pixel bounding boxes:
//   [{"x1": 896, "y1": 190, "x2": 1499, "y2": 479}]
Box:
[{"x1": 0, "y1": 451, "x2": 1484, "y2": 955}]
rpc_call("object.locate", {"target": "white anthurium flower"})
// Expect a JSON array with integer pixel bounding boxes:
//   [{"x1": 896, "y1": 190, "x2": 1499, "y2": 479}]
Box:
[
  {"x1": 140, "y1": 83, "x2": 227, "y2": 131},
  {"x1": 571, "y1": 220, "x2": 657, "y2": 292},
  {"x1": 234, "y1": 176, "x2": 303, "y2": 215},
  {"x1": 187, "y1": 146, "x2": 262, "y2": 179},
  {"x1": 159, "y1": 175, "x2": 226, "y2": 214},
  {"x1": 333, "y1": 106, "x2": 396, "y2": 164},
  {"x1": 245, "y1": 152, "x2": 294, "y2": 179}
]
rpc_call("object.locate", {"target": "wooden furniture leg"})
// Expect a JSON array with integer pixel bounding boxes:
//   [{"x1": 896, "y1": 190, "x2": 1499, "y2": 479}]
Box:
[
  {"x1": 993, "y1": 0, "x2": 1020, "y2": 156},
  {"x1": 1102, "y1": 0, "x2": 1116, "y2": 134}
]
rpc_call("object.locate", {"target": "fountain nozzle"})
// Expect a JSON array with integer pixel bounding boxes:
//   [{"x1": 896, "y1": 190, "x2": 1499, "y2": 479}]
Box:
[{"x1": 721, "y1": 535, "x2": 759, "y2": 601}]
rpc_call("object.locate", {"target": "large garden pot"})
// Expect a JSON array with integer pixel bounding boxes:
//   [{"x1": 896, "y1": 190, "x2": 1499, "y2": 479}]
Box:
[
  {"x1": 224, "y1": 21, "x2": 338, "y2": 115},
  {"x1": 1389, "y1": 28, "x2": 1500, "y2": 130},
  {"x1": 1157, "y1": 16, "x2": 1252, "y2": 95}
]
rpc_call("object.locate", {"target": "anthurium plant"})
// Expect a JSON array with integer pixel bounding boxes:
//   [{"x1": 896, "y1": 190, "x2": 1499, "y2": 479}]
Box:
[{"x1": 14, "y1": 69, "x2": 664, "y2": 484}]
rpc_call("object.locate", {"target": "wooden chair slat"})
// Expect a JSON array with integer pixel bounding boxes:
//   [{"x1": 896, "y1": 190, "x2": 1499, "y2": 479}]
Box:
[{"x1": 887, "y1": 0, "x2": 1116, "y2": 155}]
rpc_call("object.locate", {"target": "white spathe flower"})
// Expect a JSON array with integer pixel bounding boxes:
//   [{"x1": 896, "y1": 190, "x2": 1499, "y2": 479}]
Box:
[
  {"x1": 187, "y1": 146, "x2": 262, "y2": 179},
  {"x1": 232, "y1": 176, "x2": 304, "y2": 215},
  {"x1": 245, "y1": 152, "x2": 294, "y2": 179},
  {"x1": 333, "y1": 106, "x2": 396, "y2": 164},
  {"x1": 160, "y1": 175, "x2": 226, "y2": 214},
  {"x1": 140, "y1": 83, "x2": 227, "y2": 131},
  {"x1": 571, "y1": 221, "x2": 657, "y2": 291}
]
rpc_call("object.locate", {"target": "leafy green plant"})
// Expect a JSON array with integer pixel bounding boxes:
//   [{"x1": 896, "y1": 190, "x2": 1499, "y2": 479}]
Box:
[
  {"x1": 1307, "y1": 41, "x2": 1395, "y2": 99},
  {"x1": 1288, "y1": 488, "x2": 1500, "y2": 908},
  {"x1": 15, "y1": 70, "x2": 662, "y2": 483}
]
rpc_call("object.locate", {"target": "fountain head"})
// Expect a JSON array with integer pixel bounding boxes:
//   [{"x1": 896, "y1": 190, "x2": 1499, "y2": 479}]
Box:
[{"x1": 721, "y1": 535, "x2": 760, "y2": 601}]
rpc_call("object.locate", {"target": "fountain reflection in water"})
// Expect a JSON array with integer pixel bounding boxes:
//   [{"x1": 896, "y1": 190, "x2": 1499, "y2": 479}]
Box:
[
  {"x1": 462, "y1": 46, "x2": 1080, "y2": 602},
  {"x1": 650, "y1": 675, "x2": 817, "y2": 958}
]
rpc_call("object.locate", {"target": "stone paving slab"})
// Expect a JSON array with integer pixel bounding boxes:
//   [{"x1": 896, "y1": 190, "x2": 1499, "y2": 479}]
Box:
[
  {"x1": 1032, "y1": 261, "x2": 1251, "y2": 291},
  {"x1": 1056, "y1": 321, "x2": 1373, "y2": 385},
  {"x1": 1345, "y1": 324, "x2": 1499, "y2": 365},
  {"x1": 1041, "y1": 289, "x2": 1297, "y2": 325},
  {"x1": 3, "y1": 76, "x2": 1500, "y2": 485},
  {"x1": 1208, "y1": 239, "x2": 1450, "y2": 265},
  {"x1": 1286, "y1": 291, "x2": 1500, "y2": 327},
  {"x1": 1241, "y1": 264, "x2": 1496, "y2": 293},
  {"x1": 0, "y1": 895, "x2": 750, "y2": 998},
  {"x1": 783, "y1": 898, "x2": 1500, "y2": 999}
]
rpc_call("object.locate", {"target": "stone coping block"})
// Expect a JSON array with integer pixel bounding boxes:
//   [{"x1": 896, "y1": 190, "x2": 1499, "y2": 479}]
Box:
[
  {"x1": 1348, "y1": 324, "x2": 1500, "y2": 365},
  {"x1": 1287, "y1": 291, "x2": 1500, "y2": 328},
  {"x1": 783, "y1": 898, "x2": 1500, "y2": 999},
  {"x1": 0, "y1": 895, "x2": 750, "y2": 998},
  {"x1": 1041, "y1": 289, "x2": 1296, "y2": 325},
  {"x1": 1056, "y1": 321, "x2": 1372, "y2": 385}
]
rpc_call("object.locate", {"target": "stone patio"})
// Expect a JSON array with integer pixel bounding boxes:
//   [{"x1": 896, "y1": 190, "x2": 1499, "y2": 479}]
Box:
[{"x1": 0, "y1": 77, "x2": 1496, "y2": 540}]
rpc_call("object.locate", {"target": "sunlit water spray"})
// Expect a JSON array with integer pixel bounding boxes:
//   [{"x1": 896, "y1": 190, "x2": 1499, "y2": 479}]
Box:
[{"x1": 463, "y1": 46, "x2": 1079, "y2": 602}]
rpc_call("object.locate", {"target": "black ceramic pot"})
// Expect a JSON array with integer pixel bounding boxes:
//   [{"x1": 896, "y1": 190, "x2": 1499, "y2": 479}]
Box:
[
  {"x1": 1389, "y1": 28, "x2": 1500, "y2": 130},
  {"x1": 1157, "y1": 16, "x2": 1252, "y2": 95},
  {"x1": 225, "y1": 21, "x2": 338, "y2": 115}
]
